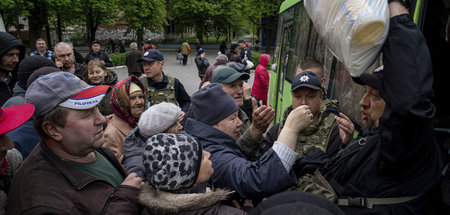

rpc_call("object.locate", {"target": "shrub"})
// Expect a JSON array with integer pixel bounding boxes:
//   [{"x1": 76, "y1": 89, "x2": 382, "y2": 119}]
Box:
[{"x1": 109, "y1": 53, "x2": 126, "y2": 66}]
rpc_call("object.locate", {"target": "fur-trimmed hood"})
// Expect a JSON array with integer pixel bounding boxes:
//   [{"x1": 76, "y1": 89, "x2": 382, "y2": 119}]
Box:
[{"x1": 139, "y1": 184, "x2": 233, "y2": 214}]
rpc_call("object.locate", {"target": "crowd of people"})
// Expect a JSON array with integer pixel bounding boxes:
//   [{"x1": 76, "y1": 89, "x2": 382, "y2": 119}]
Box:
[{"x1": 0, "y1": 2, "x2": 448, "y2": 214}]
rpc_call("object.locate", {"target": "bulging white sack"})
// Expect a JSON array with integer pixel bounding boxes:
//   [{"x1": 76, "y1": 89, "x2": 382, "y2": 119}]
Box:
[{"x1": 304, "y1": 0, "x2": 389, "y2": 77}]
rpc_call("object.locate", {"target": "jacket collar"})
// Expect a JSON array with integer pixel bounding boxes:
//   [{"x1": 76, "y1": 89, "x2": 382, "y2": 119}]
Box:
[
  {"x1": 184, "y1": 118, "x2": 239, "y2": 150},
  {"x1": 39, "y1": 140, "x2": 126, "y2": 189},
  {"x1": 139, "y1": 184, "x2": 233, "y2": 214}
]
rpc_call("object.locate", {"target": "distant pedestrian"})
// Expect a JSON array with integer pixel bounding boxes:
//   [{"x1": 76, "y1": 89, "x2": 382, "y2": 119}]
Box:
[
  {"x1": 119, "y1": 40, "x2": 126, "y2": 53},
  {"x1": 252, "y1": 54, "x2": 270, "y2": 105},
  {"x1": 85, "y1": 40, "x2": 113, "y2": 67},
  {"x1": 126, "y1": 42, "x2": 143, "y2": 77},
  {"x1": 29, "y1": 38, "x2": 54, "y2": 61},
  {"x1": 180, "y1": 40, "x2": 191, "y2": 66},
  {"x1": 195, "y1": 48, "x2": 210, "y2": 80},
  {"x1": 238, "y1": 39, "x2": 253, "y2": 74},
  {"x1": 199, "y1": 54, "x2": 228, "y2": 89},
  {"x1": 195, "y1": 39, "x2": 201, "y2": 52},
  {"x1": 108, "y1": 37, "x2": 116, "y2": 53},
  {"x1": 142, "y1": 40, "x2": 155, "y2": 53},
  {"x1": 220, "y1": 40, "x2": 227, "y2": 54}
]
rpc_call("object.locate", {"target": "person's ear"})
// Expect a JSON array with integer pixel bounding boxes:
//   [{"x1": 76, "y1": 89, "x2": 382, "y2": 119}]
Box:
[{"x1": 42, "y1": 121, "x2": 63, "y2": 141}]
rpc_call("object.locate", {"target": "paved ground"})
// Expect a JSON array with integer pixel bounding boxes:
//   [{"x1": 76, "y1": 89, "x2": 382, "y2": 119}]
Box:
[{"x1": 108, "y1": 50, "x2": 254, "y2": 96}]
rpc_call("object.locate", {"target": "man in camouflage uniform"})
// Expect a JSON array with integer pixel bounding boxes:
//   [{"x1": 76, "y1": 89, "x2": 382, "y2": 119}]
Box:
[
  {"x1": 138, "y1": 49, "x2": 190, "y2": 112},
  {"x1": 259, "y1": 71, "x2": 347, "y2": 158}
]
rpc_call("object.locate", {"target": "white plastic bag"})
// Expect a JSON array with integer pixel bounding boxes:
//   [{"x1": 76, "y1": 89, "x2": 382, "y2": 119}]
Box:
[
  {"x1": 245, "y1": 60, "x2": 254, "y2": 70},
  {"x1": 304, "y1": 0, "x2": 389, "y2": 77}
]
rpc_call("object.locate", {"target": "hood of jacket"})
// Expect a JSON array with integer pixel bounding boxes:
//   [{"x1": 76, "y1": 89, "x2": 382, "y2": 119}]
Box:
[
  {"x1": 104, "y1": 70, "x2": 118, "y2": 86},
  {"x1": 258, "y1": 54, "x2": 270, "y2": 68},
  {"x1": 139, "y1": 184, "x2": 233, "y2": 214},
  {"x1": 0, "y1": 32, "x2": 25, "y2": 61}
]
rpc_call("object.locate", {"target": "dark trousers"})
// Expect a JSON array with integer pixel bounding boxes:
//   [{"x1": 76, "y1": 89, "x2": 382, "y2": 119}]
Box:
[{"x1": 182, "y1": 54, "x2": 188, "y2": 65}]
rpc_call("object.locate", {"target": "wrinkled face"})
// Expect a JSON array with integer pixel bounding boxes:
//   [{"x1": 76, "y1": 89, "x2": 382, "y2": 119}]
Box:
[
  {"x1": 196, "y1": 150, "x2": 214, "y2": 184},
  {"x1": 213, "y1": 111, "x2": 242, "y2": 140},
  {"x1": 291, "y1": 87, "x2": 323, "y2": 121},
  {"x1": 92, "y1": 44, "x2": 101, "y2": 53},
  {"x1": 58, "y1": 107, "x2": 106, "y2": 156},
  {"x1": 142, "y1": 60, "x2": 164, "y2": 79},
  {"x1": 359, "y1": 86, "x2": 386, "y2": 129},
  {"x1": 36, "y1": 40, "x2": 47, "y2": 52},
  {"x1": 87, "y1": 65, "x2": 107, "y2": 85},
  {"x1": 55, "y1": 45, "x2": 75, "y2": 69},
  {"x1": 221, "y1": 79, "x2": 244, "y2": 107},
  {"x1": 129, "y1": 91, "x2": 145, "y2": 117},
  {"x1": 165, "y1": 111, "x2": 184, "y2": 134},
  {"x1": 0, "y1": 48, "x2": 20, "y2": 71}
]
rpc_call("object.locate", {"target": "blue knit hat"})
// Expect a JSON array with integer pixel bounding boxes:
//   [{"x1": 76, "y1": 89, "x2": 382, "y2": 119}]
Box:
[
  {"x1": 191, "y1": 83, "x2": 238, "y2": 126},
  {"x1": 197, "y1": 48, "x2": 205, "y2": 56}
]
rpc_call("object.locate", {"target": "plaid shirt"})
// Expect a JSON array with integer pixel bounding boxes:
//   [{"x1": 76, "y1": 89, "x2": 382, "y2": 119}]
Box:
[{"x1": 30, "y1": 49, "x2": 55, "y2": 61}]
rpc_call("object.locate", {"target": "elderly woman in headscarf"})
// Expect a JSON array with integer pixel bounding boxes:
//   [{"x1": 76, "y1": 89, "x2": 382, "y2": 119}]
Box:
[{"x1": 103, "y1": 76, "x2": 147, "y2": 163}]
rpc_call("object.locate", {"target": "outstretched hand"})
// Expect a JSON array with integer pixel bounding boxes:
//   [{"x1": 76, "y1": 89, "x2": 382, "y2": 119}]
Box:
[
  {"x1": 336, "y1": 113, "x2": 354, "y2": 145},
  {"x1": 250, "y1": 98, "x2": 275, "y2": 141}
]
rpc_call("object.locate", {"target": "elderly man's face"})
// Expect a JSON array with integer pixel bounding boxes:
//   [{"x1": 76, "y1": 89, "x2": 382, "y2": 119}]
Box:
[
  {"x1": 221, "y1": 79, "x2": 244, "y2": 107},
  {"x1": 213, "y1": 110, "x2": 242, "y2": 140},
  {"x1": 359, "y1": 86, "x2": 386, "y2": 129},
  {"x1": 57, "y1": 107, "x2": 106, "y2": 156},
  {"x1": 0, "y1": 48, "x2": 20, "y2": 71},
  {"x1": 36, "y1": 40, "x2": 47, "y2": 52}
]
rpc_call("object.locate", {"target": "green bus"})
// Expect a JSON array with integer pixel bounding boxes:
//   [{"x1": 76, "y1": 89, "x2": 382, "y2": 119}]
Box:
[{"x1": 268, "y1": 0, "x2": 450, "y2": 131}]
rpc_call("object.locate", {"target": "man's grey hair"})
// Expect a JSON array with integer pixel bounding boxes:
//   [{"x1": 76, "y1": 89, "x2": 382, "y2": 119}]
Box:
[{"x1": 130, "y1": 42, "x2": 138, "y2": 50}]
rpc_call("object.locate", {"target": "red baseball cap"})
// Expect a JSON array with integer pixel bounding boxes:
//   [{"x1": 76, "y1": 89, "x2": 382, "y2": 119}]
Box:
[{"x1": 0, "y1": 104, "x2": 35, "y2": 135}]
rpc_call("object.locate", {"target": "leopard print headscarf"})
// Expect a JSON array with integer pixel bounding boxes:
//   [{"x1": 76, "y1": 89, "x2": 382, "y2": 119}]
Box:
[{"x1": 143, "y1": 133, "x2": 202, "y2": 191}]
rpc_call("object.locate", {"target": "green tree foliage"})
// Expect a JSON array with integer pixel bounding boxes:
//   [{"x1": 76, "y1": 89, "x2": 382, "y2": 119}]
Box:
[
  {"x1": 47, "y1": 0, "x2": 83, "y2": 43},
  {"x1": 119, "y1": 0, "x2": 167, "y2": 48},
  {"x1": 0, "y1": 0, "x2": 31, "y2": 41},
  {"x1": 80, "y1": 0, "x2": 119, "y2": 43},
  {"x1": 243, "y1": 0, "x2": 283, "y2": 52},
  {"x1": 168, "y1": 0, "x2": 241, "y2": 44}
]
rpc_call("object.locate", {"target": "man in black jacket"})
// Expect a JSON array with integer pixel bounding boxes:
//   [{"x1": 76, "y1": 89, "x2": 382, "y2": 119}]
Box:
[
  {"x1": 324, "y1": 1, "x2": 444, "y2": 213},
  {"x1": 85, "y1": 40, "x2": 113, "y2": 67},
  {"x1": 0, "y1": 32, "x2": 25, "y2": 106}
]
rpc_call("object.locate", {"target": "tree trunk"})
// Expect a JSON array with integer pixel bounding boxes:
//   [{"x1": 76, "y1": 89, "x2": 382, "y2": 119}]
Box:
[
  {"x1": 28, "y1": 0, "x2": 47, "y2": 50},
  {"x1": 45, "y1": 13, "x2": 52, "y2": 49},
  {"x1": 56, "y1": 14, "x2": 62, "y2": 42},
  {"x1": 264, "y1": 16, "x2": 277, "y2": 53}
]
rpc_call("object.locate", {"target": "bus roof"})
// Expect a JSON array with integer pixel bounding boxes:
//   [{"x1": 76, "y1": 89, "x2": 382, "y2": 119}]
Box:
[{"x1": 279, "y1": 0, "x2": 302, "y2": 14}]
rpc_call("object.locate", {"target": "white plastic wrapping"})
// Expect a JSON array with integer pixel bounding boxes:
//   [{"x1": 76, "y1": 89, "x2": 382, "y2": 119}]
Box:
[{"x1": 304, "y1": 0, "x2": 389, "y2": 77}]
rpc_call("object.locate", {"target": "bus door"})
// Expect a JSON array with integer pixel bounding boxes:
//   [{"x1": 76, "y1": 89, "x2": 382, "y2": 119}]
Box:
[{"x1": 274, "y1": 23, "x2": 293, "y2": 122}]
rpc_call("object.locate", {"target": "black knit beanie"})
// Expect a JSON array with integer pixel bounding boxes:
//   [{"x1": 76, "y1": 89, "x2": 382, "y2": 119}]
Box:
[
  {"x1": 26, "y1": 67, "x2": 61, "y2": 88},
  {"x1": 17, "y1": 55, "x2": 57, "y2": 89},
  {"x1": 191, "y1": 83, "x2": 238, "y2": 126}
]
